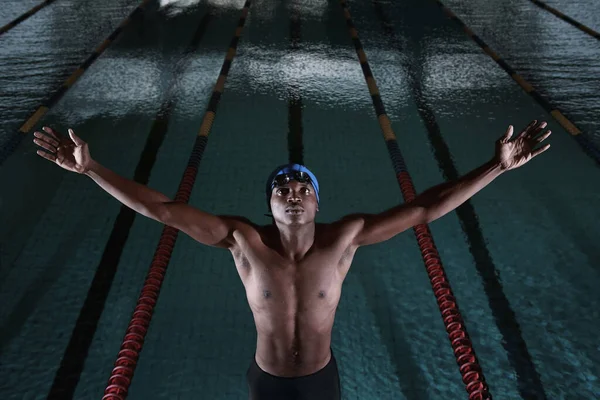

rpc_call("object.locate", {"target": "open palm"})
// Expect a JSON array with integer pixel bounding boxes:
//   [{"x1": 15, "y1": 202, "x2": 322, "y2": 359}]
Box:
[
  {"x1": 495, "y1": 120, "x2": 551, "y2": 171},
  {"x1": 33, "y1": 127, "x2": 91, "y2": 174}
]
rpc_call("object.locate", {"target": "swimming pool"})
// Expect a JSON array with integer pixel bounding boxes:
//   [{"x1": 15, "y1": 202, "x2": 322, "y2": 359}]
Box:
[{"x1": 1, "y1": 0, "x2": 599, "y2": 398}]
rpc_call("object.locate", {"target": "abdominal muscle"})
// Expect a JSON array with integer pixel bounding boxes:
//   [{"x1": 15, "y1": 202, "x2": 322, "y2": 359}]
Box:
[{"x1": 252, "y1": 306, "x2": 337, "y2": 377}]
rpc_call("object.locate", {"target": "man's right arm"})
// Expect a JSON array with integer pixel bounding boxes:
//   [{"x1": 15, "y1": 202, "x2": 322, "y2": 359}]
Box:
[{"x1": 85, "y1": 160, "x2": 235, "y2": 248}]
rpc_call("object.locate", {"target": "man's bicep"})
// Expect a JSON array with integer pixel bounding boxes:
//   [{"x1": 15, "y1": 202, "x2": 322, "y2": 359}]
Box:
[
  {"x1": 159, "y1": 202, "x2": 237, "y2": 248},
  {"x1": 350, "y1": 203, "x2": 427, "y2": 247}
]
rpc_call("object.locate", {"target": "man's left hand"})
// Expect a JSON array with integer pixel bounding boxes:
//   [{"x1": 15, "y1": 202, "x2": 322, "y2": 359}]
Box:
[{"x1": 495, "y1": 120, "x2": 552, "y2": 171}]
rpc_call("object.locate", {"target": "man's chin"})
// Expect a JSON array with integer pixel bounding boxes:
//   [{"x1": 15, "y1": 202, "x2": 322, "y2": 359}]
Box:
[
  {"x1": 287, "y1": 215, "x2": 306, "y2": 224},
  {"x1": 278, "y1": 213, "x2": 314, "y2": 225}
]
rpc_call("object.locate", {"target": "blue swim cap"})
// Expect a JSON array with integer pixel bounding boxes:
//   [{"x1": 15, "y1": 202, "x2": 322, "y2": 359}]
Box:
[{"x1": 266, "y1": 164, "x2": 320, "y2": 208}]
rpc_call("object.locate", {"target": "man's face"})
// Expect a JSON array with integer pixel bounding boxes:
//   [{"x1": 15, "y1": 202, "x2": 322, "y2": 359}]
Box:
[{"x1": 270, "y1": 180, "x2": 319, "y2": 225}]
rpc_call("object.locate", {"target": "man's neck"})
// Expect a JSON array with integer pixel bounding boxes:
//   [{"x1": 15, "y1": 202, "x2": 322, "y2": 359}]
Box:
[{"x1": 274, "y1": 222, "x2": 315, "y2": 261}]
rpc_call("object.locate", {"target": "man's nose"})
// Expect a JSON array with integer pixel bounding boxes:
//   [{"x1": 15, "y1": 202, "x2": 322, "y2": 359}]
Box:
[{"x1": 287, "y1": 194, "x2": 301, "y2": 203}]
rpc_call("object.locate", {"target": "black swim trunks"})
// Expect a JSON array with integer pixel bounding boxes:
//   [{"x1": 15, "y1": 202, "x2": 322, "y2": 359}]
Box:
[{"x1": 246, "y1": 349, "x2": 341, "y2": 400}]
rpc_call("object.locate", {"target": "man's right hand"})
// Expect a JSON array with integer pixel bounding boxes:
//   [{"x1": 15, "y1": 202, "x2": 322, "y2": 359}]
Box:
[
  {"x1": 32, "y1": 125, "x2": 239, "y2": 249},
  {"x1": 33, "y1": 126, "x2": 92, "y2": 174}
]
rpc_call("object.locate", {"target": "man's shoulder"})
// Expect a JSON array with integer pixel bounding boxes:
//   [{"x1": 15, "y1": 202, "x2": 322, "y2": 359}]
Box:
[
  {"x1": 322, "y1": 214, "x2": 366, "y2": 230},
  {"x1": 216, "y1": 215, "x2": 273, "y2": 250},
  {"x1": 220, "y1": 215, "x2": 255, "y2": 226},
  {"x1": 316, "y1": 215, "x2": 364, "y2": 244},
  {"x1": 219, "y1": 215, "x2": 273, "y2": 237}
]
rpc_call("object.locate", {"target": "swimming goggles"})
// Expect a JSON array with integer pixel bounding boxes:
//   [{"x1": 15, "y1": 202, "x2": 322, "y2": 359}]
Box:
[{"x1": 271, "y1": 171, "x2": 313, "y2": 189}]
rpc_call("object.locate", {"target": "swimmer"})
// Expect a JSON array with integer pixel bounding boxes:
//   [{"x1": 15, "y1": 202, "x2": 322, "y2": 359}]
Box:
[{"x1": 33, "y1": 120, "x2": 551, "y2": 399}]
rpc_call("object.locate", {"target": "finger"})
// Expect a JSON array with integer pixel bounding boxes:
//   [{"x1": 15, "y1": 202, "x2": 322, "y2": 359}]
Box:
[
  {"x1": 33, "y1": 137, "x2": 57, "y2": 153},
  {"x1": 516, "y1": 120, "x2": 537, "y2": 139},
  {"x1": 34, "y1": 131, "x2": 60, "y2": 148},
  {"x1": 531, "y1": 144, "x2": 551, "y2": 158},
  {"x1": 41, "y1": 126, "x2": 60, "y2": 141},
  {"x1": 528, "y1": 121, "x2": 547, "y2": 139},
  {"x1": 68, "y1": 128, "x2": 84, "y2": 146},
  {"x1": 36, "y1": 149, "x2": 57, "y2": 162},
  {"x1": 534, "y1": 130, "x2": 551, "y2": 144},
  {"x1": 501, "y1": 125, "x2": 514, "y2": 142}
]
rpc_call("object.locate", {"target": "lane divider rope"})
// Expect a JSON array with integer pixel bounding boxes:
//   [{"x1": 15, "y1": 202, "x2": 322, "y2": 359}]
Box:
[
  {"x1": 101, "y1": 2, "x2": 252, "y2": 399},
  {"x1": 0, "y1": 0, "x2": 152, "y2": 166},
  {"x1": 529, "y1": 0, "x2": 600, "y2": 40},
  {"x1": 339, "y1": 1, "x2": 491, "y2": 399},
  {"x1": 433, "y1": 0, "x2": 600, "y2": 167},
  {"x1": 0, "y1": 0, "x2": 58, "y2": 36}
]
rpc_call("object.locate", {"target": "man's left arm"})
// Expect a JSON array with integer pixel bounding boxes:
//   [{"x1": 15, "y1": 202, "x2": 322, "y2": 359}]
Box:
[{"x1": 351, "y1": 120, "x2": 551, "y2": 247}]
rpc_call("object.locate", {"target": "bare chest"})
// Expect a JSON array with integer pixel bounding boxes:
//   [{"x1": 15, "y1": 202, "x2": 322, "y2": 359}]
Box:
[{"x1": 230, "y1": 244, "x2": 355, "y2": 323}]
